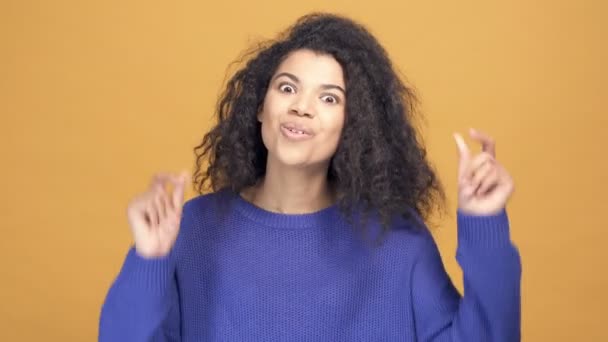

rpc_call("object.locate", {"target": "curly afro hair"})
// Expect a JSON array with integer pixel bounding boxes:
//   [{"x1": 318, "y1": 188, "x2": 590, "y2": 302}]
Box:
[{"x1": 193, "y1": 12, "x2": 447, "y2": 241}]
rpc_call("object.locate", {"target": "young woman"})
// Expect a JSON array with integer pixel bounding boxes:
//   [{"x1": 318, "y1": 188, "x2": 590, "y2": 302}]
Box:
[{"x1": 100, "y1": 13, "x2": 521, "y2": 341}]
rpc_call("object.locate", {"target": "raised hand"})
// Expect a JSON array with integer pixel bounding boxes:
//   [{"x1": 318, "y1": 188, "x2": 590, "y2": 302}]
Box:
[
  {"x1": 126, "y1": 171, "x2": 189, "y2": 258},
  {"x1": 453, "y1": 128, "x2": 514, "y2": 216}
]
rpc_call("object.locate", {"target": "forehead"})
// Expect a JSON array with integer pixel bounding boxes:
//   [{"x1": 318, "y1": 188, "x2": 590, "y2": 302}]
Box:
[{"x1": 275, "y1": 49, "x2": 345, "y2": 87}]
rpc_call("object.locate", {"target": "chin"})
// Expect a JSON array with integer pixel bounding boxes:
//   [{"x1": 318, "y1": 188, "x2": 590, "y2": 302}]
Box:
[
  {"x1": 275, "y1": 153, "x2": 311, "y2": 168},
  {"x1": 266, "y1": 141, "x2": 332, "y2": 170},
  {"x1": 277, "y1": 156, "x2": 335, "y2": 174}
]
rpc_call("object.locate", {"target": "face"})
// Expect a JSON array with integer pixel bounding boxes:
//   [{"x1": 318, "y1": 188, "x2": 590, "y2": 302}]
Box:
[{"x1": 258, "y1": 49, "x2": 346, "y2": 170}]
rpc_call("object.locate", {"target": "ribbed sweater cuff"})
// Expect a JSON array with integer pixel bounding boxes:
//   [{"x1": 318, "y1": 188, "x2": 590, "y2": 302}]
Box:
[
  {"x1": 117, "y1": 247, "x2": 175, "y2": 293},
  {"x1": 457, "y1": 208, "x2": 512, "y2": 248}
]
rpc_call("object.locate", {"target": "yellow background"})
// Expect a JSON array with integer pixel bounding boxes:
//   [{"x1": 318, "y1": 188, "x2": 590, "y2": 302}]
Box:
[{"x1": 2, "y1": 0, "x2": 606, "y2": 340}]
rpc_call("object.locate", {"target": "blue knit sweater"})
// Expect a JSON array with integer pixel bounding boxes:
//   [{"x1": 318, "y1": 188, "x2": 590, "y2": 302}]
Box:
[{"x1": 99, "y1": 189, "x2": 521, "y2": 341}]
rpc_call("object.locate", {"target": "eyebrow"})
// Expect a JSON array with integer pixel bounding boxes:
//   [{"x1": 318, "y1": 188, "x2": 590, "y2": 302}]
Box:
[{"x1": 272, "y1": 72, "x2": 346, "y2": 95}]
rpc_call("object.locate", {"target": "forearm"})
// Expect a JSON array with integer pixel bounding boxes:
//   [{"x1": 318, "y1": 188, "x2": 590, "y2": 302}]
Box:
[
  {"x1": 99, "y1": 247, "x2": 180, "y2": 342},
  {"x1": 455, "y1": 209, "x2": 522, "y2": 341}
]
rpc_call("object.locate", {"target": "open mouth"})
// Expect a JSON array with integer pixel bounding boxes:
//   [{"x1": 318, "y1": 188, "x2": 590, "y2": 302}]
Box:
[
  {"x1": 280, "y1": 125, "x2": 313, "y2": 139},
  {"x1": 285, "y1": 127, "x2": 307, "y2": 135}
]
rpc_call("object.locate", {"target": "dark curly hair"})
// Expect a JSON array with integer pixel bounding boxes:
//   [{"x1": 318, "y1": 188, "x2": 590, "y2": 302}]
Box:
[{"x1": 193, "y1": 13, "x2": 447, "y2": 241}]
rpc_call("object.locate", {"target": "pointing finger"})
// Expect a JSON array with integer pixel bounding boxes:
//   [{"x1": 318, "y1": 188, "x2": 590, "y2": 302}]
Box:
[
  {"x1": 469, "y1": 128, "x2": 496, "y2": 157},
  {"x1": 149, "y1": 172, "x2": 173, "y2": 190}
]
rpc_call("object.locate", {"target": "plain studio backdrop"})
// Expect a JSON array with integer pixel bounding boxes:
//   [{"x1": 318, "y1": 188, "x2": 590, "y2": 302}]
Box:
[{"x1": 1, "y1": 0, "x2": 606, "y2": 340}]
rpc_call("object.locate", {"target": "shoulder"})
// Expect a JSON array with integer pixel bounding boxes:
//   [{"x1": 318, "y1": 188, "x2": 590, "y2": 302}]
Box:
[
  {"x1": 383, "y1": 208, "x2": 439, "y2": 261},
  {"x1": 182, "y1": 187, "x2": 235, "y2": 217},
  {"x1": 388, "y1": 208, "x2": 434, "y2": 241},
  {"x1": 173, "y1": 188, "x2": 237, "y2": 252},
  {"x1": 356, "y1": 210, "x2": 441, "y2": 280},
  {"x1": 177, "y1": 187, "x2": 238, "y2": 236}
]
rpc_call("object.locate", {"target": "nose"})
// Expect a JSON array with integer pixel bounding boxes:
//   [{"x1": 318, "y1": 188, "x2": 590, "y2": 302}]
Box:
[{"x1": 288, "y1": 94, "x2": 315, "y2": 117}]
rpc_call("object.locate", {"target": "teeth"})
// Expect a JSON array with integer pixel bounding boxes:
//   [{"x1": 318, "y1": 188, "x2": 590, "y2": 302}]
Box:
[{"x1": 288, "y1": 127, "x2": 304, "y2": 134}]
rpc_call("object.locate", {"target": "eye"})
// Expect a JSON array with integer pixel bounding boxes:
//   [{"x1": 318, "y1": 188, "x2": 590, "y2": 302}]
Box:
[
  {"x1": 279, "y1": 83, "x2": 296, "y2": 93},
  {"x1": 321, "y1": 94, "x2": 340, "y2": 104}
]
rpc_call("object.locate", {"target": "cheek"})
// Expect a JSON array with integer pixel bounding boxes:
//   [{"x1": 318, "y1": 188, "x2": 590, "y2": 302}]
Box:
[
  {"x1": 262, "y1": 91, "x2": 283, "y2": 113},
  {"x1": 258, "y1": 92, "x2": 278, "y2": 122},
  {"x1": 259, "y1": 95, "x2": 285, "y2": 127},
  {"x1": 319, "y1": 111, "x2": 346, "y2": 147},
  {"x1": 259, "y1": 113, "x2": 274, "y2": 148},
  {"x1": 330, "y1": 110, "x2": 346, "y2": 136},
  {"x1": 258, "y1": 102, "x2": 282, "y2": 148}
]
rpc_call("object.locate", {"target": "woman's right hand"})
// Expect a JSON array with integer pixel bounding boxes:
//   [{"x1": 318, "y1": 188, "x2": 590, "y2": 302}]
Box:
[{"x1": 126, "y1": 172, "x2": 189, "y2": 258}]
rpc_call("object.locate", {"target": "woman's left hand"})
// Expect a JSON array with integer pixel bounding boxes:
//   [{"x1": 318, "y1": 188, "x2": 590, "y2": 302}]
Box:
[{"x1": 453, "y1": 128, "x2": 515, "y2": 216}]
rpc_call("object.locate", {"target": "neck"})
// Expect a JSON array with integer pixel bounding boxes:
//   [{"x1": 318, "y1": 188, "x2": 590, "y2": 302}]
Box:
[{"x1": 242, "y1": 160, "x2": 335, "y2": 214}]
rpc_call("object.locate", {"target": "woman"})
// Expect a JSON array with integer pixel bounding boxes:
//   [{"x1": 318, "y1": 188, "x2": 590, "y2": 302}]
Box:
[{"x1": 99, "y1": 13, "x2": 521, "y2": 341}]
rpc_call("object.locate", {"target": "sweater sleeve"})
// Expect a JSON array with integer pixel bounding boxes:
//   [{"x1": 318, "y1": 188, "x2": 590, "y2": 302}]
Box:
[
  {"x1": 98, "y1": 201, "x2": 195, "y2": 342},
  {"x1": 98, "y1": 247, "x2": 181, "y2": 342},
  {"x1": 412, "y1": 209, "x2": 521, "y2": 342}
]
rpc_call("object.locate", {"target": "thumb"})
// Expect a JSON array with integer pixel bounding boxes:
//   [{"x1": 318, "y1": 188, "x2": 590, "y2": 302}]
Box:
[
  {"x1": 453, "y1": 132, "x2": 470, "y2": 174},
  {"x1": 171, "y1": 171, "x2": 189, "y2": 212}
]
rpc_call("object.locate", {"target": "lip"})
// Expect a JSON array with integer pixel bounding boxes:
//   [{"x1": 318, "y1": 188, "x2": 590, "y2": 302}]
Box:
[
  {"x1": 281, "y1": 122, "x2": 313, "y2": 135},
  {"x1": 280, "y1": 124, "x2": 314, "y2": 141}
]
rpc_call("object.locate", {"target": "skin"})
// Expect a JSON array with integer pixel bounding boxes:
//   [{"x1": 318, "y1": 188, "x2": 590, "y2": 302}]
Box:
[
  {"x1": 454, "y1": 128, "x2": 515, "y2": 216},
  {"x1": 241, "y1": 49, "x2": 347, "y2": 214},
  {"x1": 125, "y1": 52, "x2": 515, "y2": 258}
]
